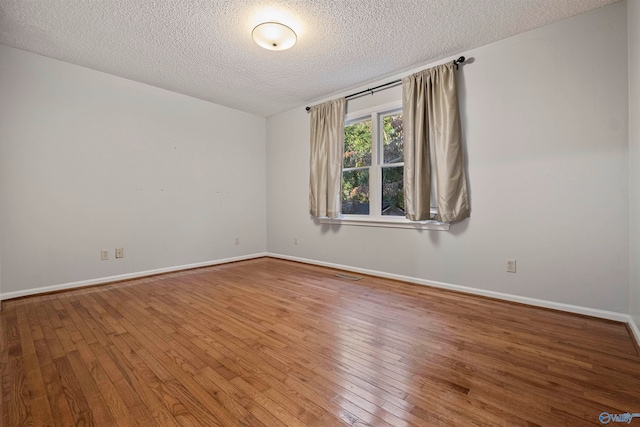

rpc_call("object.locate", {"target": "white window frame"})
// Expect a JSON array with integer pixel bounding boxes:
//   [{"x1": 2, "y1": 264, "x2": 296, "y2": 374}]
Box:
[{"x1": 320, "y1": 101, "x2": 449, "y2": 231}]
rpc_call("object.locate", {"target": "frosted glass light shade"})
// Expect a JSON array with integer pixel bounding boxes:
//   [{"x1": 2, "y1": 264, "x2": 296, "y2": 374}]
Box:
[{"x1": 252, "y1": 22, "x2": 297, "y2": 51}]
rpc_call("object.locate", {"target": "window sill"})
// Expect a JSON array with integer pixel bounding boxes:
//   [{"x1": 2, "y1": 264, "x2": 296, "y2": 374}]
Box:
[{"x1": 318, "y1": 216, "x2": 450, "y2": 231}]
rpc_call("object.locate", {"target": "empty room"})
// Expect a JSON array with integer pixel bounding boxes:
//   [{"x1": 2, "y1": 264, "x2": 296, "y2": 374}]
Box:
[{"x1": 1, "y1": 0, "x2": 639, "y2": 426}]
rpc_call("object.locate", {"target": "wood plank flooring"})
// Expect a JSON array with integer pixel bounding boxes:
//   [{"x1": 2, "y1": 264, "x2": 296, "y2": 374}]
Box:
[{"x1": 1, "y1": 257, "x2": 639, "y2": 426}]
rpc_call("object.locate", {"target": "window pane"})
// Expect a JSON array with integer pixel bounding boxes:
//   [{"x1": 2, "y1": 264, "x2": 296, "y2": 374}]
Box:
[
  {"x1": 342, "y1": 169, "x2": 370, "y2": 215},
  {"x1": 382, "y1": 113, "x2": 403, "y2": 164},
  {"x1": 344, "y1": 120, "x2": 372, "y2": 168},
  {"x1": 382, "y1": 166, "x2": 404, "y2": 216}
]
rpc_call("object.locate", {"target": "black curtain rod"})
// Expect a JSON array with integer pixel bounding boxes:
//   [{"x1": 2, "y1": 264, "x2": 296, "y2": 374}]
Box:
[{"x1": 305, "y1": 56, "x2": 465, "y2": 112}]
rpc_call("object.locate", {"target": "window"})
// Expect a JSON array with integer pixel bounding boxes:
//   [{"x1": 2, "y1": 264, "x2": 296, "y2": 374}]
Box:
[
  {"x1": 342, "y1": 110, "x2": 405, "y2": 217},
  {"x1": 327, "y1": 102, "x2": 448, "y2": 230}
]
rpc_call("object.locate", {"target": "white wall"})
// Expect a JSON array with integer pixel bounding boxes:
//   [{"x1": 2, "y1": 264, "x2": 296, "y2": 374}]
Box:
[
  {"x1": 0, "y1": 45, "x2": 267, "y2": 296},
  {"x1": 0, "y1": 160, "x2": 2, "y2": 304},
  {"x1": 629, "y1": 0, "x2": 640, "y2": 328},
  {"x1": 266, "y1": 2, "x2": 629, "y2": 313}
]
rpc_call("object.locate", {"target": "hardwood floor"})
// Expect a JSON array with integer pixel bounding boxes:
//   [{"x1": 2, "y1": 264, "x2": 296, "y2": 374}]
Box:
[{"x1": 1, "y1": 257, "x2": 639, "y2": 426}]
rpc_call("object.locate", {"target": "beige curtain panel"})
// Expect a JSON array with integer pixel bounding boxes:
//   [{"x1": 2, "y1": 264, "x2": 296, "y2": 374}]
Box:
[
  {"x1": 309, "y1": 98, "x2": 346, "y2": 218},
  {"x1": 402, "y1": 62, "x2": 470, "y2": 223}
]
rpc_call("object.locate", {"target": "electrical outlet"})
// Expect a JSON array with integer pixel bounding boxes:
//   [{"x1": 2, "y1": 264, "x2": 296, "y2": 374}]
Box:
[
  {"x1": 101, "y1": 249, "x2": 109, "y2": 261},
  {"x1": 235, "y1": 237, "x2": 240, "y2": 245},
  {"x1": 115, "y1": 247, "x2": 124, "y2": 259},
  {"x1": 506, "y1": 259, "x2": 516, "y2": 273},
  {"x1": 294, "y1": 236, "x2": 298, "y2": 245}
]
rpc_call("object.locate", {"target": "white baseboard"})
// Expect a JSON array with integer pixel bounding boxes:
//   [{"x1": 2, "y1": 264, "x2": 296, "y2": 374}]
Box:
[
  {"x1": 266, "y1": 253, "x2": 632, "y2": 323},
  {"x1": 0, "y1": 252, "x2": 268, "y2": 301},
  {"x1": 267, "y1": 253, "x2": 640, "y2": 348},
  {"x1": 2, "y1": 251, "x2": 638, "y2": 350}
]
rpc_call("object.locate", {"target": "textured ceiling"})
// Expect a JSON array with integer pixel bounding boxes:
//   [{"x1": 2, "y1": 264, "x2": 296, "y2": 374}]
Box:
[{"x1": 0, "y1": 0, "x2": 619, "y2": 117}]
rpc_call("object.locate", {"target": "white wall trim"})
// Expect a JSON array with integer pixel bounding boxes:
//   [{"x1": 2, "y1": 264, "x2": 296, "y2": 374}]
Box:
[
  {"x1": 0, "y1": 253, "x2": 268, "y2": 301},
  {"x1": 319, "y1": 217, "x2": 450, "y2": 231},
  {"x1": 266, "y1": 252, "x2": 634, "y2": 324},
  {"x1": 3, "y1": 251, "x2": 637, "y2": 350}
]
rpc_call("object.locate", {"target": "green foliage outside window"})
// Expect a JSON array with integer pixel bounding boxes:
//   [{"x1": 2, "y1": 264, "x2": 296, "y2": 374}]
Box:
[
  {"x1": 381, "y1": 114, "x2": 404, "y2": 215},
  {"x1": 343, "y1": 121, "x2": 372, "y2": 169},
  {"x1": 342, "y1": 114, "x2": 404, "y2": 216},
  {"x1": 342, "y1": 121, "x2": 371, "y2": 213}
]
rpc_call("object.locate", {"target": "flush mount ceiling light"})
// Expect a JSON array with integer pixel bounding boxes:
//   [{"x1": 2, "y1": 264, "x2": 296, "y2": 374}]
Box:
[{"x1": 252, "y1": 22, "x2": 297, "y2": 51}]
